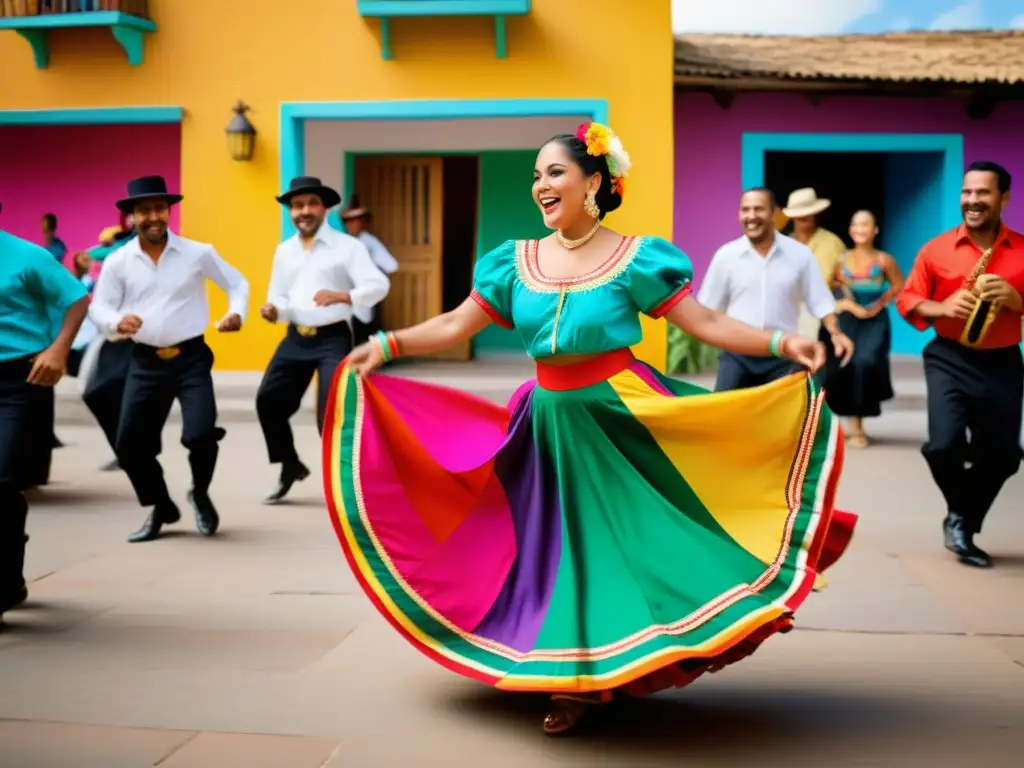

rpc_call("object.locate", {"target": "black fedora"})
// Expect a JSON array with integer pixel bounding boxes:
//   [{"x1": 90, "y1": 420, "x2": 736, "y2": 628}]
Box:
[
  {"x1": 276, "y1": 176, "x2": 342, "y2": 209},
  {"x1": 115, "y1": 176, "x2": 183, "y2": 214}
]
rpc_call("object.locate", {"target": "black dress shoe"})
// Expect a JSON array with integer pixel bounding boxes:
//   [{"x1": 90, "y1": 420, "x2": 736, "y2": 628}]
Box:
[
  {"x1": 263, "y1": 460, "x2": 310, "y2": 505},
  {"x1": 943, "y1": 513, "x2": 992, "y2": 568},
  {"x1": 0, "y1": 583, "x2": 28, "y2": 614},
  {"x1": 188, "y1": 490, "x2": 220, "y2": 537},
  {"x1": 127, "y1": 501, "x2": 181, "y2": 543}
]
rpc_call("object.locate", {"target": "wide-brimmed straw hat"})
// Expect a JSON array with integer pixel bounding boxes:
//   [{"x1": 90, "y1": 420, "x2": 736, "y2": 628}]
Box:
[
  {"x1": 339, "y1": 194, "x2": 370, "y2": 221},
  {"x1": 782, "y1": 187, "x2": 831, "y2": 219}
]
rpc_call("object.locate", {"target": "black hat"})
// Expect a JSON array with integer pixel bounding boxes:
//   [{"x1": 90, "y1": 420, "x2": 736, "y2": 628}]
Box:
[
  {"x1": 115, "y1": 175, "x2": 183, "y2": 214},
  {"x1": 276, "y1": 176, "x2": 342, "y2": 209}
]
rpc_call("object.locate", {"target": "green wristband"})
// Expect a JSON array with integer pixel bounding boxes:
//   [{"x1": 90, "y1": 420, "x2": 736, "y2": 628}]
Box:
[
  {"x1": 769, "y1": 330, "x2": 785, "y2": 358},
  {"x1": 373, "y1": 330, "x2": 393, "y2": 362}
]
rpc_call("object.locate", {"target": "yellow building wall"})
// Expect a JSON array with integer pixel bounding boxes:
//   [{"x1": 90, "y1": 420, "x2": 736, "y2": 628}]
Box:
[{"x1": 0, "y1": 1, "x2": 674, "y2": 371}]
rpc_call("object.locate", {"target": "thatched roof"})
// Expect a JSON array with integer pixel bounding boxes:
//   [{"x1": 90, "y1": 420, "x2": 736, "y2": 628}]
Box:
[{"x1": 674, "y1": 30, "x2": 1024, "y2": 87}]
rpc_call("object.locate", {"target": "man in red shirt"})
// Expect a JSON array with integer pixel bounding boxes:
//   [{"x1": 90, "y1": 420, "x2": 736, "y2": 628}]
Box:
[{"x1": 897, "y1": 161, "x2": 1024, "y2": 568}]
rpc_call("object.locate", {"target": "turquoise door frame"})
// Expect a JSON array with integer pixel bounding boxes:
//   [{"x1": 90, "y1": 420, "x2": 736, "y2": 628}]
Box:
[
  {"x1": 278, "y1": 98, "x2": 609, "y2": 240},
  {"x1": 741, "y1": 131, "x2": 964, "y2": 355}
]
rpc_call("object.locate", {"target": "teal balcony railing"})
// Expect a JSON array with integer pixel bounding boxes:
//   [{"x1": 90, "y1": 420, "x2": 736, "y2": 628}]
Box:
[
  {"x1": 0, "y1": 2, "x2": 149, "y2": 18},
  {"x1": 0, "y1": 1, "x2": 155, "y2": 68},
  {"x1": 357, "y1": 1, "x2": 531, "y2": 60}
]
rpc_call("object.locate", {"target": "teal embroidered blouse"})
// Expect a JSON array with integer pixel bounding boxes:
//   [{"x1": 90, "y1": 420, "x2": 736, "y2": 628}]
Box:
[{"x1": 470, "y1": 236, "x2": 693, "y2": 360}]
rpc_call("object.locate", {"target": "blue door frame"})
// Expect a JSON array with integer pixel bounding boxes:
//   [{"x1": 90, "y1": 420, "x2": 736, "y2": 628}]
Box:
[
  {"x1": 278, "y1": 98, "x2": 609, "y2": 240},
  {"x1": 741, "y1": 132, "x2": 964, "y2": 355}
]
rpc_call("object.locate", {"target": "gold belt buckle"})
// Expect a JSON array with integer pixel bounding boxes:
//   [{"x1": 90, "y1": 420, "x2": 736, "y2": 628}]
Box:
[
  {"x1": 155, "y1": 346, "x2": 180, "y2": 360},
  {"x1": 296, "y1": 325, "x2": 318, "y2": 337}
]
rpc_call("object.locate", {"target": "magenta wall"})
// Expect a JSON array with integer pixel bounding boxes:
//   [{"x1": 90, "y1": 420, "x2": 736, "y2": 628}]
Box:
[
  {"x1": 674, "y1": 92, "x2": 1024, "y2": 289},
  {"x1": 0, "y1": 123, "x2": 182, "y2": 261}
]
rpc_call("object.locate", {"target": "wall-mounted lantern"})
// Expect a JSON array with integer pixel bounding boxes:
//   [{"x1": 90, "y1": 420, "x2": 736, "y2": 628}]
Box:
[{"x1": 226, "y1": 100, "x2": 256, "y2": 162}]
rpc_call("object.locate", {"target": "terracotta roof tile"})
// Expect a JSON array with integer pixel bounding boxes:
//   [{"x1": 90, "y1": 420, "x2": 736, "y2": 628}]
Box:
[{"x1": 674, "y1": 30, "x2": 1024, "y2": 85}]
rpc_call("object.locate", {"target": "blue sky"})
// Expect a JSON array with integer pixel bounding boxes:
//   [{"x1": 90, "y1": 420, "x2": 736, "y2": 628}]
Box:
[{"x1": 672, "y1": 0, "x2": 1024, "y2": 35}]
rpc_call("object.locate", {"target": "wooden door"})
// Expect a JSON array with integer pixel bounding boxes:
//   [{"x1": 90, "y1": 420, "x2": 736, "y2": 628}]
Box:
[{"x1": 353, "y1": 155, "x2": 467, "y2": 360}]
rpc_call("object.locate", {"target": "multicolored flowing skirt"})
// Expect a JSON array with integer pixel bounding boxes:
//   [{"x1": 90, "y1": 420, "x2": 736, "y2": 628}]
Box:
[{"x1": 323, "y1": 348, "x2": 856, "y2": 696}]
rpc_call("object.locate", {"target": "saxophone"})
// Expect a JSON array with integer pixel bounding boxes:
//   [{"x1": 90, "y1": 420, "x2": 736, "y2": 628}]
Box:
[{"x1": 958, "y1": 247, "x2": 999, "y2": 347}]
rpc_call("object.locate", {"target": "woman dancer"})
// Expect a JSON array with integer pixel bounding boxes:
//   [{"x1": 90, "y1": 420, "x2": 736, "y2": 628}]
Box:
[
  {"x1": 823, "y1": 210, "x2": 904, "y2": 448},
  {"x1": 326, "y1": 123, "x2": 857, "y2": 736}
]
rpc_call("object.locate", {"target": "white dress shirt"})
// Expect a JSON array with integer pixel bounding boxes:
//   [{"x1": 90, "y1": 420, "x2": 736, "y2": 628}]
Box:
[
  {"x1": 358, "y1": 231, "x2": 399, "y2": 275},
  {"x1": 267, "y1": 222, "x2": 390, "y2": 328},
  {"x1": 355, "y1": 231, "x2": 397, "y2": 324},
  {"x1": 697, "y1": 232, "x2": 836, "y2": 333},
  {"x1": 89, "y1": 232, "x2": 250, "y2": 348}
]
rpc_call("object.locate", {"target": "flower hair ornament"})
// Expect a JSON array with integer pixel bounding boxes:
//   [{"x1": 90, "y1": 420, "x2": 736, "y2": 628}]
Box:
[{"x1": 575, "y1": 122, "x2": 631, "y2": 197}]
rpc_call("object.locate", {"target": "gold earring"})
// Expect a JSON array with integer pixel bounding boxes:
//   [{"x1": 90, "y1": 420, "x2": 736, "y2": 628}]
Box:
[{"x1": 584, "y1": 192, "x2": 600, "y2": 219}]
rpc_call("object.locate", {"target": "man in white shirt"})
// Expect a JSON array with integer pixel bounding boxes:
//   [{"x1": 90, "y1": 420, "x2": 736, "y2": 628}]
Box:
[
  {"x1": 698, "y1": 187, "x2": 854, "y2": 391},
  {"x1": 339, "y1": 196, "x2": 399, "y2": 346},
  {"x1": 257, "y1": 177, "x2": 390, "y2": 503},
  {"x1": 89, "y1": 176, "x2": 250, "y2": 543}
]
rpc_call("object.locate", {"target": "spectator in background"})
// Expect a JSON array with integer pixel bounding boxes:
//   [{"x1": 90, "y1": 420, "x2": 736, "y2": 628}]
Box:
[
  {"x1": 783, "y1": 189, "x2": 847, "y2": 340},
  {"x1": 40, "y1": 213, "x2": 67, "y2": 263},
  {"x1": 819, "y1": 210, "x2": 904, "y2": 448},
  {"x1": 340, "y1": 196, "x2": 398, "y2": 346}
]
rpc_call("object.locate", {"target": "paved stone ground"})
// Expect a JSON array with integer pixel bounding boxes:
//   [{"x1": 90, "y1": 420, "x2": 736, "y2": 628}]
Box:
[{"x1": 2, "y1": 366, "x2": 1023, "y2": 766}]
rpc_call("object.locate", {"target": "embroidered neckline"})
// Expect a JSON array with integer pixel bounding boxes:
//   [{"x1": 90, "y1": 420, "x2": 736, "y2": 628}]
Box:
[{"x1": 516, "y1": 236, "x2": 644, "y2": 293}]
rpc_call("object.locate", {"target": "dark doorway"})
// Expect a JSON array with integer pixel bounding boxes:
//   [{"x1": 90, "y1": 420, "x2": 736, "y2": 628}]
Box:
[
  {"x1": 441, "y1": 156, "x2": 479, "y2": 313},
  {"x1": 765, "y1": 151, "x2": 887, "y2": 247},
  {"x1": 761, "y1": 148, "x2": 946, "y2": 355}
]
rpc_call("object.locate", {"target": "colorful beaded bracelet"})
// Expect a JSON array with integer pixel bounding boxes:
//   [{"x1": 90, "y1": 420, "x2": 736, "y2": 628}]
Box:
[{"x1": 373, "y1": 330, "x2": 400, "y2": 362}]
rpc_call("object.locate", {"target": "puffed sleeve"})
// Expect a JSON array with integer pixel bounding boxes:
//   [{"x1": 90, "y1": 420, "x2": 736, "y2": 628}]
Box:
[
  {"x1": 626, "y1": 236, "x2": 694, "y2": 318},
  {"x1": 470, "y1": 239, "x2": 516, "y2": 328}
]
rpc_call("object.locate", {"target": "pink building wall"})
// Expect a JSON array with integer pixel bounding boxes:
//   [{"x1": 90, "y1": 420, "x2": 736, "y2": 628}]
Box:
[
  {"x1": 0, "y1": 123, "x2": 182, "y2": 263},
  {"x1": 673, "y1": 92, "x2": 1024, "y2": 289}
]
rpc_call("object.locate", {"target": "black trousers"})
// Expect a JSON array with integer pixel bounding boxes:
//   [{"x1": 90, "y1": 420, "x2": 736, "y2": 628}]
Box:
[
  {"x1": 0, "y1": 356, "x2": 49, "y2": 597},
  {"x1": 66, "y1": 347, "x2": 85, "y2": 378},
  {"x1": 257, "y1": 321, "x2": 352, "y2": 465},
  {"x1": 353, "y1": 312, "x2": 383, "y2": 347},
  {"x1": 115, "y1": 337, "x2": 225, "y2": 507},
  {"x1": 24, "y1": 377, "x2": 54, "y2": 489},
  {"x1": 83, "y1": 340, "x2": 132, "y2": 454},
  {"x1": 922, "y1": 336, "x2": 1024, "y2": 534},
  {"x1": 714, "y1": 350, "x2": 801, "y2": 392}
]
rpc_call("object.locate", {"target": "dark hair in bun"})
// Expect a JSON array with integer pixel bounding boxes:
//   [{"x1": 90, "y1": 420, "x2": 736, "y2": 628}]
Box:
[{"x1": 545, "y1": 134, "x2": 623, "y2": 220}]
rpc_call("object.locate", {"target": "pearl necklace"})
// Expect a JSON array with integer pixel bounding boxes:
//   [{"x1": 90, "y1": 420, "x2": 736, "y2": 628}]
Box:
[{"x1": 557, "y1": 219, "x2": 601, "y2": 250}]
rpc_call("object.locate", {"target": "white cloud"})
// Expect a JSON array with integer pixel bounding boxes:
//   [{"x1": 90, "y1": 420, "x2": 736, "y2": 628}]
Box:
[
  {"x1": 672, "y1": 0, "x2": 882, "y2": 35},
  {"x1": 1009, "y1": 14, "x2": 1024, "y2": 29},
  {"x1": 928, "y1": 1, "x2": 984, "y2": 30}
]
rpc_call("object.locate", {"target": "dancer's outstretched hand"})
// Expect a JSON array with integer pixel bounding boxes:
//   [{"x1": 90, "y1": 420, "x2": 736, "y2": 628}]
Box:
[
  {"x1": 345, "y1": 341, "x2": 384, "y2": 378},
  {"x1": 783, "y1": 335, "x2": 827, "y2": 375}
]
